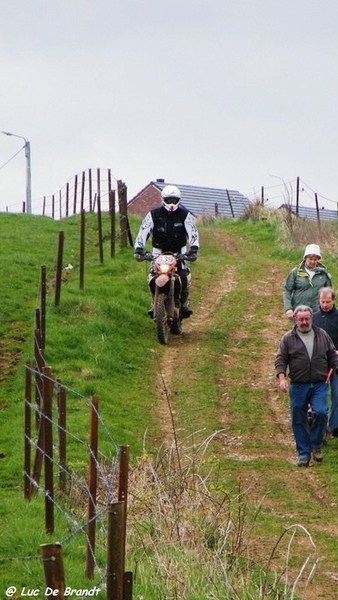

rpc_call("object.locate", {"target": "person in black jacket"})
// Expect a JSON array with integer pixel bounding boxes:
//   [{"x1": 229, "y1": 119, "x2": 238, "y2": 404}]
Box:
[
  {"x1": 312, "y1": 287, "x2": 338, "y2": 437},
  {"x1": 275, "y1": 304, "x2": 338, "y2": 467},
  {"x1": 134, "y1": 185, "x2": 199, "y2": 317}
]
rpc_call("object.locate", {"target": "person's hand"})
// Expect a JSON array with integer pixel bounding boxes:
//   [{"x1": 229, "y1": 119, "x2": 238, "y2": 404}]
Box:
[
  {"x1": 134, "y1": 247, "x2": 145, "y2": 261},
  {"x1": 279, "y1": 377, "x2": 288, "y2": 393},
  {"x1": 285, "y1": 309, "x2": 294, "y2": 321},
  {"x1": 187, "y1": 246, "x2": 198, "y2": 261}
]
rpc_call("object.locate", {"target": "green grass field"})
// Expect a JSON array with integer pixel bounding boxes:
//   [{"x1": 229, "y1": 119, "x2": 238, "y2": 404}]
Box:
[{"x1": 1, "y1": 208, "x2": 338, "y2": 599}]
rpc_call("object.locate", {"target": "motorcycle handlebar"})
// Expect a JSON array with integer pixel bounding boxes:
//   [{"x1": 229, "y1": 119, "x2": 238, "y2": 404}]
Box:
[{"x1": 141, "y1": 252, "x2": 194, "y2": 262}]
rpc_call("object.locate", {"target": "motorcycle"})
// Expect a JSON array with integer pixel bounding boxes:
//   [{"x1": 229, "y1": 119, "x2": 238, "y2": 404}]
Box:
[{"x1": 140, "y1": 251, "x2": 194, "y2": 345}]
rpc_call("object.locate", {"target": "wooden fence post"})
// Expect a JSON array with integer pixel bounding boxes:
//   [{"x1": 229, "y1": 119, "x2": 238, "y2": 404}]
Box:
[
  {"x1": 66, "y1": 182, "x2": 69, "y2": 217},
  {"x1": 24, "y1": 363, "x2": 32, "y2": 500},
  {"x1": 109, "y1": 189, "x2": 116, "y2": 258},
  {"x1": 118, "y1": 445, "x2": 129, "y2": 574},
  {"x1": 43, "y1": 366, "x2": 54, "y2": 534},
  {"x1": 73, "y1": 173, "x2": 78, "y2": 215},
  {"x1": 81, "y1": 170, "x2": 85, "y2": 212},
  {"x1": 55, "y1": 231, "x2": 64, "y2": 307},
  {"x1": 41, "y1": 543, "x2": 65, "y2": 598},
  {"x1": 40, "y1": 265, "x2": 46, "y2": 350},
  {"x1": 118, "y1": 180, "x2": 128, "y2": 248},
  {"x1": 89, "y1": 169, "x2": 93, "y2": 211},
  {"x1": 86, "y1": 396, "x2": 99, "y2": 579},
  {"x1": 106, "y1": 502, "x2": 125, "y2": 600},
  {"x1": 97, "y1": 168, "x2": 101, "y2": 204},
  {"x1": 97, "y1": 195, "x2": 104, "y2": 264},
  {"x1": 315, "y1": 192, "x2": 321, "y2": 229},
  {"x1": 34, "y1": 318, "x2": 44, "y2": 429},
  {"x1": 123, "y1": 572, "x2": 133, "y2": 600},
  {"x1": 80, "y1": 210, "x2": 85, "y2": 290},
  {"x1": 58, "y1": 384, "x2": 67, "y2": 492},
  {"x1": 108, "y1": 168, "x2": 111, "y2": 198},
  {"x1": 226, "y1": 189, "x2": 235, "y2": 217}
]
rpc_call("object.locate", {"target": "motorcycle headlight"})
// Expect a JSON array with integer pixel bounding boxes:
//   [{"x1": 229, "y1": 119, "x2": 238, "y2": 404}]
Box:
[{"x1": 159, "y1": 264, "x2": 170, "y2": 274}]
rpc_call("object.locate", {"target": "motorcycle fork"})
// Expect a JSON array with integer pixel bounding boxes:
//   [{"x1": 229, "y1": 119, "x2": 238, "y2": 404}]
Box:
[{"x1": 152, "y1": 277, "x2": 176, "y2": 321}]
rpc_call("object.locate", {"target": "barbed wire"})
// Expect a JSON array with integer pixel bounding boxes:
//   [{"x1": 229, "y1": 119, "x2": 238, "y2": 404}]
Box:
[
  {"x1": 1, "y1": 363, "x2": 120, "y2": 585},
  {"x1": 248, "y1": 177, "x2": 338, "y2": 209}
]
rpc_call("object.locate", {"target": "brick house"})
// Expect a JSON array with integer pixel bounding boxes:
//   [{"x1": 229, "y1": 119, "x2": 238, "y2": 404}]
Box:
[{"x1": 128, "y1": 179, "x2": 251, "y2": 218}]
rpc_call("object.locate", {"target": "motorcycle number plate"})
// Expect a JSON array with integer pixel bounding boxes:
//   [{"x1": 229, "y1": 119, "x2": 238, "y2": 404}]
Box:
[{"x1": 155, "y1": 255, "x2": 176, "y2": 266}]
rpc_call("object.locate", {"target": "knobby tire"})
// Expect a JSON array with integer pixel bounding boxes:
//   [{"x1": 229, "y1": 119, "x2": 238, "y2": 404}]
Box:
[{"x1": 155, "y1": 293, "x2": 170, "y2": 345}]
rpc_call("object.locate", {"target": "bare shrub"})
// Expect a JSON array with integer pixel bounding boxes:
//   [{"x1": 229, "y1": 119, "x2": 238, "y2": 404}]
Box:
[
  {"x1": 126, "y1": 433, "x2": 317, "y2": 599},
  {"x1": 241, "y1": 199, "x2": 278, "y2": 222},
  {"x1": 279, "y1": 214, "x2": 338, "y2": 257}
]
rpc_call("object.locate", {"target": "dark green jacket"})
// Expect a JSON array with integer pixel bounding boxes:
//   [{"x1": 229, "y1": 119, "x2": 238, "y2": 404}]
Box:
[{"x1": 283, "y1": 261, "x2": 332, "y2": 313}]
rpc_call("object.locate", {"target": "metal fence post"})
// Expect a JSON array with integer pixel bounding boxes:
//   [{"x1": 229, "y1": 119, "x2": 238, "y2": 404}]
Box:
[
  {"x1": 118, "y1": 445, "x2": 129, "y2": 574},
  {"x1": 43, "y1": 366, "x2": 54, "y2": 534},
  {"x1": 58, "y1": 384, "x2": 67, "y2": 492},
  {"x1": 55, "y1": 231, "x2": 64, "y2": 307},
  {"x1": 86, "y1": 396, "x2": 99, "y2": 579},
  {"x1": 24, "y1": 363, "x2": 32, "y2": 500},
  {"x1": 41, "y1": 543, "x2": 65, "y2": 598},
  {"x1": 106, "y1": 501, "x2": 125, "y2": 600}
]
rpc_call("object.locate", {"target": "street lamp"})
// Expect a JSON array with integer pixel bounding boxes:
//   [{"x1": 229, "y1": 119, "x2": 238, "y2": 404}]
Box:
[{"x1": 2, "y1": 130, "x2": 32, "y2": 214}]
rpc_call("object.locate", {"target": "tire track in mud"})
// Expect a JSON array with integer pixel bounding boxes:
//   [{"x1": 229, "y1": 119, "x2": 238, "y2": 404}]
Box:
[{"x1": 155, "y1": 265, "x2": 238, "y2": 447}]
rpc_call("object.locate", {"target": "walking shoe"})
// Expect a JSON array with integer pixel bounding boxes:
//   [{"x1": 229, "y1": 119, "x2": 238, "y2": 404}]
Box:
[
  {"x1": 324, "y1": 428, "x2": 334, "y2": 443},
  {"x1": 332, "y1": 427, "x2": 338, "y2": 438},
  {"x1": 312, "y1": 448, "x2": 323, "y2": 462},
  {"x1": 181, "y1": 304, "x2": 193, "y2": 318},
  {"x1": 170, "y1": 321, "x2": 182, "y2": 335},
  {"x1": 296, "y1": 457, "x2": 309, "y2": 467}
]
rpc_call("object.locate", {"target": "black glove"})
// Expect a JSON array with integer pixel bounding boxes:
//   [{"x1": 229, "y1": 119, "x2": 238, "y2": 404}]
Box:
[
  {"x1": 134, "y1": 247, "x2": 145, "y2": 261},
  {"x1": 187, "y1": 246, "x2": 198, "y2": 261}
]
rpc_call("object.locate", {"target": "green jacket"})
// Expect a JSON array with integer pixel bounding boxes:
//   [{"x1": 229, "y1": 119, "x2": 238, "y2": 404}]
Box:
[{"x1": 283, "y1": 260, "x2": 332, "y2": 313}]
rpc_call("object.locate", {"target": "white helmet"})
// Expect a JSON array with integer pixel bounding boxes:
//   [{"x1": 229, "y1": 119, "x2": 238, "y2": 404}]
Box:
[{"x1": 161, "y1": 185, "x2": 181, "y2": 212}]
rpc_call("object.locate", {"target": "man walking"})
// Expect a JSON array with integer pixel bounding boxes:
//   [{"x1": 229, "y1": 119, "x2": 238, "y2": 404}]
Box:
[
  {"x1": 312, "y1": 287, "x2": 338, "y2": 437},
  {"x1": 275, "y1": 305, "x2": 338, "y2": 467}
]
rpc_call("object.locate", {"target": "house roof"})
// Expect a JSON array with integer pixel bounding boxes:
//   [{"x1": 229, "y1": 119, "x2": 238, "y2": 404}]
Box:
[
  {"x1": 280, "y1": 203, "x2": 338, "y2": 222},
  {"x1": 128, "y1": 180, "x2": 251, "y2": 218}
]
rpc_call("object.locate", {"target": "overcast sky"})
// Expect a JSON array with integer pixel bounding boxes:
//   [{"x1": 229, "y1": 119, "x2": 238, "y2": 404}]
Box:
[{"x1": 1, "y1": 0, "x2": 338, "y2": 214}]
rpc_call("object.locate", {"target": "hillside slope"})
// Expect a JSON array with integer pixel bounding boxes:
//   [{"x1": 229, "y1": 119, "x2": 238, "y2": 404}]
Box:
[
  {"x1": 1, "y1": 212, "x2": 338, "y2": 597},
  {"x1": 152, "y1": 224, "x2": 338, "y2": 600}
]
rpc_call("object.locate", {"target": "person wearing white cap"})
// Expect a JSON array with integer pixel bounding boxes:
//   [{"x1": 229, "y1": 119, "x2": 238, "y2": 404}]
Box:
[{"x1": 283, "y1": 244, "x2": 332, "y2": 320}]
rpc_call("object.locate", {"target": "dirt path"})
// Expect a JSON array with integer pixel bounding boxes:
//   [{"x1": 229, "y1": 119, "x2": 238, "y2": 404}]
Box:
[{"x1": 154, "y1": 231, "x2": 338, "y2": 599}]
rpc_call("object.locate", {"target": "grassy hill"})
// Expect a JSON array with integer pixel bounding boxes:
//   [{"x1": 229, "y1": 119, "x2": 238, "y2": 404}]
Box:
[{"x1": 1, "y1": 208, "x2": 338, "y2": 598}]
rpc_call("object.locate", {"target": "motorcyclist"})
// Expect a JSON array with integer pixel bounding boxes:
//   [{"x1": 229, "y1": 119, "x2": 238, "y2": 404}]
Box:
[{"x1": 134, "y1": 184, "x2": 199, "y2": 317}]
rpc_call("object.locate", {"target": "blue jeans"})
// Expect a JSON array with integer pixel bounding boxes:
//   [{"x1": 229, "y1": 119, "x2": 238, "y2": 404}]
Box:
[
  {"x1": 328, "y1": 372, "x2": 338, "y2": 432},
  {"x1": 289, "y1": 382, "x2": 328, "y2": 460}
]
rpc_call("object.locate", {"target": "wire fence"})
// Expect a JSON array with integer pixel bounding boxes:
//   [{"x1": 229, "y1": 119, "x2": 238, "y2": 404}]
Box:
[
  {"x1": 0, "y1": 194, "x2": 136, "y2": 598},
  {"x1": 2, "y1": 168, "x2": 123, "y2": 219},
  {"x1": 1, "y1": 355, "x2": 132, "y2": 597},
  {"x1": 0, "y1": 341, "x2": 132, "y2": 598},
  {"x1": 249, "y1": 176, "x2": 338, "y2": 214}
]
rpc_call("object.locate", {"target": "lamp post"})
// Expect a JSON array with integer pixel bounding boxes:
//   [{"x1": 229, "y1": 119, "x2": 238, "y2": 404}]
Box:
[{"x1": 2, "y1": 130, "x2": 32, "y2": 214}]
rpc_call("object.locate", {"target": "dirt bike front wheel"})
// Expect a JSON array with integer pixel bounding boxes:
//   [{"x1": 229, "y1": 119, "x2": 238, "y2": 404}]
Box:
[{"x1": 155, "y1": 293, "x2": 170, "y2": 344}]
